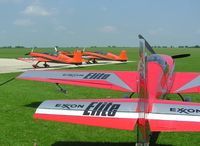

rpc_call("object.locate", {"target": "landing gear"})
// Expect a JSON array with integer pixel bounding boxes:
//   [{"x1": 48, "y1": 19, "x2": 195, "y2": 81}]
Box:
[
  {"x1": 43, "y1": 62, "x2": 50, "y2": 68},
  {"x1": 184, "y1": 96, "x2": 192, "y2": 102},
  {"x1": 32, "y1": 61, "x2": 40, "y2": 68},
  {"x1": 32, "y1": 61, "x2": 50, "y2": 68},
  {"x1": 177, "y1": 93, "x2": 192, "y2": 102},
  {"x1": 123, "y1": 92, "x2": 135, "y2": 98},
  {"x1": 86, "y1": 59, "x2": 98, "y2": 64},
  {"x1": 32, "y1": 64, "x2": 38, "y2": 68},
  {"x1": 92, "y1": 59, "x2": 98, "y2": 64}
]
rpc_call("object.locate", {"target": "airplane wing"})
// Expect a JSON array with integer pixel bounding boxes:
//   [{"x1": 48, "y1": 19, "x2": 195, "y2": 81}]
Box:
[
  {"x1": 18, "y1": 57, "x2": 37, "y2": 63},
  {"x1": 18, "y1": 57, "x2": 50, "y2": 62},
  {"x1": 169, "y1": 72, "x2": 200, "y2": 93},
  {"x1": 17, "y1": 70, "x2": 137, "y2": 92},
  {"x1": 82, "y1": 56, "x2": 100, "y2": 59},
  {"x1": 33, "y1": 57, "x2": 51, "y2": 62},
  {"x1": 148, "y1": 99, "x2": 200, "y2": 131},
  {"x1": 34, "y1": 98, "x2": 140, "y2": 130}
]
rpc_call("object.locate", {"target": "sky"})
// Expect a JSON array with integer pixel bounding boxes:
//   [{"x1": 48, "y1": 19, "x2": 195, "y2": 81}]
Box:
[{"x1": 0, "y1": 0, "x2": 200, "y2": 47}]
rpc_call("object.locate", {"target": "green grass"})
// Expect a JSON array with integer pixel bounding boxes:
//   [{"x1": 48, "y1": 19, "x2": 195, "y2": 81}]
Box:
[{"x1": 0, "y1": 47, "x2": 200, "y2": 146}]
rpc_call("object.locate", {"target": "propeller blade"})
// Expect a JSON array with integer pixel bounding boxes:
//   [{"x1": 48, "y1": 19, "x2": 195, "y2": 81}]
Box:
[
  {"x1": 171, "y1": 54, "x2": 191, "y2": 59},
  {"x1": 138, "y1": 34, "x2": 156, "y2": 54}
]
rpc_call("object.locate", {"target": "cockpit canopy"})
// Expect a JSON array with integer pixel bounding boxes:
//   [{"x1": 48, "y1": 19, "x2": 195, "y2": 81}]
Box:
[{"x1": 147, "y1": 54, "x2": 168, "y2": 71}]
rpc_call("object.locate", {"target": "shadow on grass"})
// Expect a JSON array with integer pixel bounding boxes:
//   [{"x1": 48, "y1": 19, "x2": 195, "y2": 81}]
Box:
[
  {"x1": 25, "y1": 101, "x2": 42, "y2": 108},
  {"x1": 52, "y1": 141, "x2": 172, "y2": 146}
]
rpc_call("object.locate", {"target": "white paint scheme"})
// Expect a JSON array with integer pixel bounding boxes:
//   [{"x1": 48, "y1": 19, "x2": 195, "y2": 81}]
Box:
[{"x1": 35, "y1": 108, "x2": 140, "y2": 119}]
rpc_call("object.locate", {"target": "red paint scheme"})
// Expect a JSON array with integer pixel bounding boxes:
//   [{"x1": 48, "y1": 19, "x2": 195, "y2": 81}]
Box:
[
  {"x1": 17, "y1": 37, "x2": 200, "y2": 144},
  {"x1": 149, "y1": 120, "x2": 200, "y2": 132},
  {"x1": 18, "y1": 70, "x2": 138, "y2": 92},
  {"x1": 34, "y1": 114, "x2": 137, "y2": 130},
  {"x1": 18, "y1": 54, "x2": 200, "y2": 133}
]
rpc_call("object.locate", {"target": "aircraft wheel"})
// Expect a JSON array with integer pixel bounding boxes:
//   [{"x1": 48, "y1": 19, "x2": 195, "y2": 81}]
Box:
[
  {"x1": 184, "y1": 96, "x2": 192, "y2": 102},
  {"x1": 32, "y1": 64, "x2": 38, "y2": 68},
  {"x1": 92, "y1": 60, "x2": 98, "y2": 64},
  {"x1": 44, "y1": 64, "x2": 50, "y2": 68},
  {"x1": 122, "y1": 93, "x2": 129, "y2": 98},
  {"x1": 86, "y1": 61, "x2": 92, "y2": 64}
]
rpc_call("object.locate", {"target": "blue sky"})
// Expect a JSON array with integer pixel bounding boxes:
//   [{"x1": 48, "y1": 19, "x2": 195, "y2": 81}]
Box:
[{"x1": 0, "y1": 0, "x2": 200, "y2": 47}]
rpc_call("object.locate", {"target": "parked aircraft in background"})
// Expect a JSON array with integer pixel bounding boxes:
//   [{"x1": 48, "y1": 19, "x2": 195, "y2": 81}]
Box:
[
  {"x1": 19, "y1": 47, "x2": 84, "y2": 68},
  {"x1": 82, "y1": 50, "x2": 127, "y2": 63},
  {"x1": 62, "y1": 49, "x2": 127, "y2": 64},
  {"x1": 17, "y1": 35, "x2": 200, "y2": 145}
]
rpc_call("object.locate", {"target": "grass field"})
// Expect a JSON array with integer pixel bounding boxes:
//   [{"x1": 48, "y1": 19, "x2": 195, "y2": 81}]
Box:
[{"x1": 0, "y1": 47, "x2": 200, "y2": 146}]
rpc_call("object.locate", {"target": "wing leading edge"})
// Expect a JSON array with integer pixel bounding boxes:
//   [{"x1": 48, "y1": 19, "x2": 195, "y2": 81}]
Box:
[{"x1": 17, "y1": 70, "x2": 137, "y2": 92}]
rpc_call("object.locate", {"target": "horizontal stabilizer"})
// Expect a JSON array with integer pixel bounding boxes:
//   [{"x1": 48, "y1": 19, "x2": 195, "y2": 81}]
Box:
[
  {"x1": 34, "y1": 98, "x2": 140, "y2": 130},
  {"x1": 17, "y1": 70, "x2": 137, "y2": 92},
  {"x1": 148, "y1": 100, "x2": 200, "y2": 131}
]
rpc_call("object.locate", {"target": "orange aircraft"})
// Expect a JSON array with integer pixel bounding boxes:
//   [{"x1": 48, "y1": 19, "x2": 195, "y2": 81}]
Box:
[
  {"x1": 19, "y1": 47, "x2": 84, "y2": 68},
  {"x1": 82, "y1": 50, "x2": 127, "y2": 63},
  {"x1": 62, "y1": 49, "x2": 127, "y2": 64}
]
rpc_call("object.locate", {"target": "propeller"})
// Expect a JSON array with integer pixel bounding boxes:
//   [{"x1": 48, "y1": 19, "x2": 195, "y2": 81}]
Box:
[
  {"x1": 138, "y1": 34, "x2": 191, "y2": 59},
  {"x1": 171, "y1": 54, "x2": 191, "y2": 59}
]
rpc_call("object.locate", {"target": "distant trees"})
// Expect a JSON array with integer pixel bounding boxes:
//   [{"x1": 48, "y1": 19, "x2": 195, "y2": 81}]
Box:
[
  {"x1": 193, "y1": 45, "x2": 200, "y2": 48},
  {"x1": 15, "y1": 46, "x2": 25, "y2": 48},
  {"x1": 153, "y1": 45, "x2": 200, "y2": 48}
]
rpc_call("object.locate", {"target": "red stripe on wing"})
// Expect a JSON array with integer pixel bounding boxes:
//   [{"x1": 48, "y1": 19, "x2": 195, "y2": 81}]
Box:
[
  {"x1": 34, "y1": 114, "x2": 137, "y2": 130},
  {"x1": 149, "y1": 120, "x2": 200, "y2": 132}
]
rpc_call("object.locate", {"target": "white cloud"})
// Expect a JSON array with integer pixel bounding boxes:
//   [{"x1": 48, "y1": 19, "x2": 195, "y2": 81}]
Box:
[
  {"x1": 148, "y1": 28, "x2": 164, "y2": 36},
  {"x1": 100, "y1": 25, "x2": 117, "y2": 33},
  {"x1": 14, "y1": 19, "x2": 33, "y2": 26},
  {"x1": 22, "y1": 4, "x2": 50, "y2": 16}
]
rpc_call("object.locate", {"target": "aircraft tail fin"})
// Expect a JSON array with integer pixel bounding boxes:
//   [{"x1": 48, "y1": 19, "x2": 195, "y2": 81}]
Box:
[
  {"x1": 119, "y1": 50, "x2": 127, "y2": 61},
  {"x1": 72, "y1": 50, "x2": 83, "y2": 64}
]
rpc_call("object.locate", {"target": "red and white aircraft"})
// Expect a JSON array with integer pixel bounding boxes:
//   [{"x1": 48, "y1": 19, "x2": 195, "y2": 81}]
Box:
[{"x1": 17, "y1": 35, "x2": 200, "y2": 145}]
